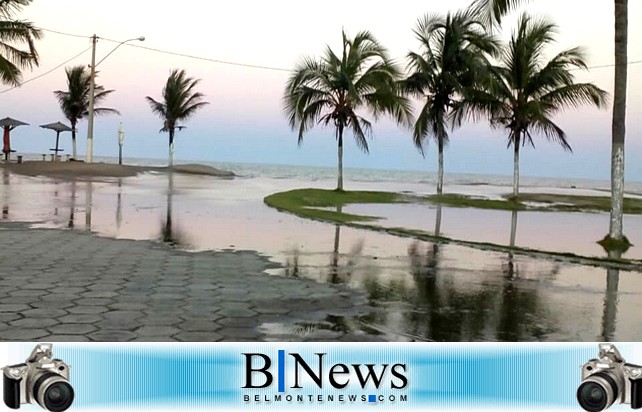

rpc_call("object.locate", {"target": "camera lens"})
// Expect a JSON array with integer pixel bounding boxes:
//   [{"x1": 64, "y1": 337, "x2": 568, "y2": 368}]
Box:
[
  {"x1": 43, "y1": 382, "x2": 74, "y2": 412},
  {"x1": 578, "y1": 382, "x2": 608, "y2": 411},
  {"x1": 33, "y1": 373, "x2": 74, "y2": 412},
  {"x1": 577, "y1": 373, "x2": 619, "y2": 412}
]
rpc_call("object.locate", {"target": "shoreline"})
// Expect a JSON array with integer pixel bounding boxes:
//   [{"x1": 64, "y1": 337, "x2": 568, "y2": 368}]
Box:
[{"x1": 1, "y1": 160, "x2": 236, "y2": 179}]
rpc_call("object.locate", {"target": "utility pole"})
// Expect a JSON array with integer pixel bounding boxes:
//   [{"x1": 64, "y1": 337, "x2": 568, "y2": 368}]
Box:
[{"x1": 86, "y1": 34, "x2": 97, "y2": 163}]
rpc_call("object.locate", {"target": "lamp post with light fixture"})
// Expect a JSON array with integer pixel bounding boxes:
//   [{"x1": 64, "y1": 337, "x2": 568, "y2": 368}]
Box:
[{"x1": 86, "y1": 35, "x2": 145, "y2": 163}]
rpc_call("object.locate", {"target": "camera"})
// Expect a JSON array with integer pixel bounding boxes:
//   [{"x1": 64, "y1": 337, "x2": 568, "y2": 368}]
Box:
[
  {"x1": 578, "y1": 344, "x2": 642, "y2": 411},
  {"x1": 3, "y1": 344, "x2": 74, "y2": 412}
]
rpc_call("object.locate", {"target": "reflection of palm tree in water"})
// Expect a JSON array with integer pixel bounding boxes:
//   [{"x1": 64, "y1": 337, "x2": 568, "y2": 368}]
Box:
[
  {"x1": 406, "y1": 241, "x2": 497, "y2": 340},
  {"x1": 328, "y1": 205, "x2": 364, "y2": 284},
  {"x1": 497, "y1": 210, "x2": 560, "y2": 341},
  {"x1": 116, "y1": 178, "x2": 123, "y2": 229},
  {"x1": 599, "y1": 250, "x2": 621, "y2": 342},
  {"x1": 84, "y1": 181, "x2": 92, "y2": 230},
  {"x1": 68, "y1": 180, "x2": 76, "y2": 228},
  {"x1": 2, "y1": 168, "x2": 9, "y2": 219},
  {"x1": 160, "y1": 172, "x2": 189, "y2": 247},
  {"x1": 162, "y1": 172, "x2": 174, "y2": 244}
]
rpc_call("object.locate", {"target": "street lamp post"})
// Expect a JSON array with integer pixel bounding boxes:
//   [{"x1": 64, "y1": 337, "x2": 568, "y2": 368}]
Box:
[
  {"x1": 118, "y1": 122, "x2": 124, "y2": 165},
  {"x1": 85, "y1": 35, "x2": 145, "y2": 163}
]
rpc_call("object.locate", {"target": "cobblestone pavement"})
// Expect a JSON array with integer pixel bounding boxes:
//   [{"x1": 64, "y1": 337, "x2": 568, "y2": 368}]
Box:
[{"x1": 0, "y1": 224, "x2": 377, "y2": 342}]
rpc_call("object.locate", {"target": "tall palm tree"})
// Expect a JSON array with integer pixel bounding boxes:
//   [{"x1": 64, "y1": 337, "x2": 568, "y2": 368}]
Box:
[
  {"x1": 284, "y1": 29, "x2": 412, "y2": 191},
  {"x1": 146, "y1": 69, "x2": 209, "y2": 167},
  {"x1": 0, "y1": 0, "x2": 41, "y2": 86},
  {"x1": 471, "y1": 0, "x2": 629, "y2": 244},
  {"x1": 481, "y1": 14, "x2": 607, "y2": 197},
  {"x1": 404, "y1": 10, "x2": 498, "y2": 195},
  {"x1": 54, "y1": 65, "x2": 119, "y2": 160}
]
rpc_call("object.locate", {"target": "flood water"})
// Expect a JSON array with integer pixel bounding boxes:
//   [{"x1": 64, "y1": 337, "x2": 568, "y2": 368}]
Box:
[{"x1": 2, "y1": 167, "x2": 642, "y2": 341}]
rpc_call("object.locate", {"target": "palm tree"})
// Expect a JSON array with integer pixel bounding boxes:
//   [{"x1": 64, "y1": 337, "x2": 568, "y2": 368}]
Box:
[
  {"x1": 404, "y1": 10, "x2": 498, "y2": 195},
  {"x1": 54, "y1": 66, "x2": 119, "y2": 160},
  {"x1": 0, "y1": 0, "x2": 41, "y2": 86},
  {"x1": 481, "y1": 14, "x2": 607, "y2": 197},
  {"x1": 284, "y1": 29, "x2": 412, "y2": 191},
  {"x1": 471, "y1": 0, "x2": 629, "y2": 245},
  {"x1": 146, "y1": 69, "x2": 209, "y2": 166}
]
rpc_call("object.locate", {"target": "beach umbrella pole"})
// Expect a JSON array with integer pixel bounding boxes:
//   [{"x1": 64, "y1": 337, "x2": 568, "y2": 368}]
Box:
[{"x1": 55, "y1": 132, "x2": 60, "y2": 162}]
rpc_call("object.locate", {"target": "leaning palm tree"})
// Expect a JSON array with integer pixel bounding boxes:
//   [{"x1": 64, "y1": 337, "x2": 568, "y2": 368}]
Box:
[
  {"x1": 481, "y1": 14, "x2": 607, "y2": 197},
  {"x1": 284, "y1": 29, "x2": 412, "y2": 191},
  {"x1": 0, "y1": 0, "x2": 41, "y2": 86},
  {"x1": 54, "y1": 65, "x2": 119, "y2": 160},
  {"x1": 404, "y1": 10, "x2": 498, "y2": 195},
  {"x1": 146, "y1": 69, "x2": 209, "y2": 166},
  {"x1": 471, "y1": 0, "x2": 630, "y2": 246}
]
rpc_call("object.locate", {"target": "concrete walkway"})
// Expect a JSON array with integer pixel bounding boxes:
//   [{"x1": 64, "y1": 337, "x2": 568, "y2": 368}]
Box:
[{"x1": 0, "y1": 224, "x2": 376, "y2": 341}]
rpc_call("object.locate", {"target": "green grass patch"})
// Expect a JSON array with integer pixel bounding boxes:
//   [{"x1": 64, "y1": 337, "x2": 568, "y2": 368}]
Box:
[
  {"x1": 510, "y1": 193, "x2": 642, "y2": 214},
  {"x1": 264, "y1": 188, "x2": 403, "y2": 224},
  {"x1": 426, "y1": 194, "x2": 527, "y2": 211},
  {"x1": 423, "y1": 192, "x2": 642, "y2": 214}
]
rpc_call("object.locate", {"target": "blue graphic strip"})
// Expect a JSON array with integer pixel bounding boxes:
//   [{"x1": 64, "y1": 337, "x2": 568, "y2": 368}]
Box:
[
  {"x1": 278, "y1": 349, "x2": 285, "y2": 393},
  {"x1": 7, "y1": 342, "x2": 613, "y2": 410}
]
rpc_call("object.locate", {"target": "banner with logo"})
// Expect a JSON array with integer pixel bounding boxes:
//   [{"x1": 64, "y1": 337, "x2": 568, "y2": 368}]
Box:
[{"x1": 1, "y1": 342, "x2": 636, "y2": 411}]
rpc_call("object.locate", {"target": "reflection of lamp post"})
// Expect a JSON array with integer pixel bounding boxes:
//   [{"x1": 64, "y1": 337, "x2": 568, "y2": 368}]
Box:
[
  {"x1": 86, "y1": 35, "x2": 145, "y2": 163},
  {"x1": 117, "y1": 122, "x2": 124, "y2": 165}
]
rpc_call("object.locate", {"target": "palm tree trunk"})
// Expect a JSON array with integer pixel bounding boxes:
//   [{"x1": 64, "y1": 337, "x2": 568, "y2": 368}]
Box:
[
  {"x1": 337, "y1": 124, "x2": 344, "y2": 191},
  {"x1": 513, "y1": 134, "x2": 520, "y2": 197},
  {"x1": 609, "y1": 0, "x2": 627, "y2": 241},
  {"x1": 437, "y1": 138, "x2": 444, "y2": 195},
  {"x1": 168, "y1": 128, "x2": 175, "y2": 167},
  {"x1": 71, "y1": 121, "x2": 77, "y2": 160}
]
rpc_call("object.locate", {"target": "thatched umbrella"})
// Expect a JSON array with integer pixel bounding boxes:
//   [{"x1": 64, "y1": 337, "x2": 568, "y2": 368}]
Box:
[
  {"x1": 40, "y1": 122, "x2": 73, "y2": 161},
  {"x1": 0, "y1": 117, "x2": 29, "y2": 161}
]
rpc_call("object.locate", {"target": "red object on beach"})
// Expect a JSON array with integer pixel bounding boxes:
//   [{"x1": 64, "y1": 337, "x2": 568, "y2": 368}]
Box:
[
  {"x1": 2, "y1": 126, "x2": 9, "y2": 154},
  {"x1": 0, "y1": 117, "x2": 29, "y2": 160}
]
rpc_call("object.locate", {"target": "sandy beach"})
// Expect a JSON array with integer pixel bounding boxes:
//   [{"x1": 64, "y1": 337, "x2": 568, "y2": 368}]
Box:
[{"x1": 0, "y1": 160, "x2": 235, "y2": 178}]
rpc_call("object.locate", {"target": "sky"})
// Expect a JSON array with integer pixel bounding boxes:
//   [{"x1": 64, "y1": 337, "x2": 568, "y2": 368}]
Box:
[{"x1": 2, "y1": 0, "x2": 641, "y2": 181}]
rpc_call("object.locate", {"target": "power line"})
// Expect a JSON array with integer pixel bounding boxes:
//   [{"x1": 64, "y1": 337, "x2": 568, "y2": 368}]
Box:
[
  {"x1": 100, "y1": 37, "x2": 291, "y2": 72},
  {"x1": 39, "y1": 26, "x2": 290, "y2": 72},
  {"x1": 0, "y1": 46, "x2": 92, "y2": 94},
  {"x1": 33, "y1": 26, "x2": 642, "y2": 73},
  {"x1": 38, "y1": 26, "x2": 89, "y2": 39}
]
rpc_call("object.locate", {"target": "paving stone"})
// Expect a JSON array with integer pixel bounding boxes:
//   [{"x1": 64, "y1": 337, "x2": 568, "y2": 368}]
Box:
[
  {"x1": 218, "y1": 327, "x2": 262, "y2": 339},
  {"x1": 0, "y1": 225, "x2": 376, "y2": 342},
  {"x1": 108, "y1": 302, "x2": 147, "y2": 311},
  {"x1": 0, "y1": 329, "x2": 49, "y2": 340},
  {"x1": 138, "y1": 316, "x2": 183, "y2": 326},
  {"x1": 81, "y1": 291, "x2": 119, "y2": 299},
  {"x1": 218, "y1": 308, "x2": 257, "y2": 318},
  {"x1": 48, "y1": 324, "x2": 97, "y2": 335},
  {"x1": 66, "y1": 306, "x2": 110, "y2": 315},
  {"x1": 30, "y1": 301, "x2": 75, "y2": 309},
  {"x1": 42, "y1": 335, "x2": 91, "y2": 342},
  {"x1": 59, "y1": 314, "x2": 103, "y2": 324},
  {"x1": 135, "y1": 326, "x2": 180, "y2": 336},
  {"x1": 0, "y1": 304, "x2": 30, "y2": 313},
  {"x1": 22, "y1": 308, "x2": 68, "y2": 318},
  {"x1": 88, "y1": 330, "x2": 138, "y2": 341},
  {"x1": 174, "y1": 332, "x2": 223, "y2": 342},
  {"x1": 177, "y1": 320, "x2": 222, "y2": 332}
]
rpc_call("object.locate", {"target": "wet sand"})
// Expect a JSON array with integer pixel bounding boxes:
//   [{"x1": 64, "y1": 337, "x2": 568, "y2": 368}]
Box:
[
  {"x1": 3, "y1": 169, "x2": 642, "y2": 341},
  {"x1": 0, "y1": 161, "x2": 235, "y2": 178}
]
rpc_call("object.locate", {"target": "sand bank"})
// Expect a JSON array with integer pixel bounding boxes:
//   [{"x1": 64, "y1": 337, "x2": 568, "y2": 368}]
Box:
[{"x1": 0, "y1": 160, "x2": 235, "y2": 178}]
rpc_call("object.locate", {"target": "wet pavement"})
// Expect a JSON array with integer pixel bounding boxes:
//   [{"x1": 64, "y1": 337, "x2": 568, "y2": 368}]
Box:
[
  {"x1": 2, "y1": 168, "x2": 642, "y2": 341},
  {"x1": 0, "y1": 223, "x2": 374, "y2": 342}
]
